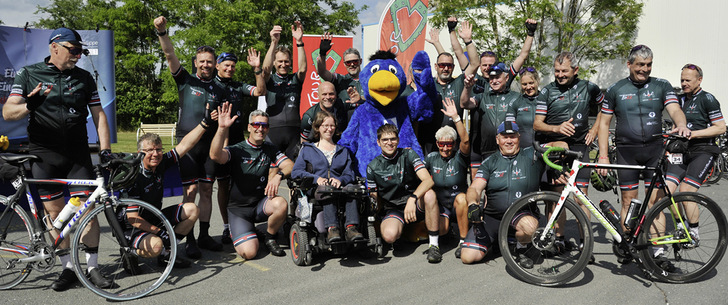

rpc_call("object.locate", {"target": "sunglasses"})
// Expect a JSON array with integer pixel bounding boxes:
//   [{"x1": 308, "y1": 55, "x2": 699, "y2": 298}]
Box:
[
  {"x1": 344, "y1": 59, "x2": 361, "y2": 67},
  {"x1": 519, "y1": 67, "x2": 536, "y2": 75},
  {"x1": 682, "y1": 64, "x2": 703, "y2": 77},
  {"x1": 436, "y1": 141, "x2": 454, "y2": 148},
  {"x1": 58, "y1": 43, "x2": 85, "y2": 56},
  {"x1": 437, "y1": 63, "x2": 454, "y2": 69},
  {"x1": 250, "y1": 122, "x2": 269, "y2": 129},
  {"x1": 217, "y1": 52, "x2": 238, "y2": 64}
]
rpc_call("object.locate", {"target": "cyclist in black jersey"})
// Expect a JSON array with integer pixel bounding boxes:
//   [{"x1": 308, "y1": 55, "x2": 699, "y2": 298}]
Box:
[
  {"x1": 155, "y1": 16, "x2": 225, "y2": 256},
  {"x1": 317, "y1": 33, "x2": 363, "y2": 119},
  {"x1": 261, "y1": 22, "x2": 306, "y2": 160},
  {"x1": 214, "y1": 49, "x2": 267, "y2": 245},
  {"x1": 461, "y1": 121, "x2": 568, "y2": 265},
  {"x1": 210, "y1": 105, "x2": 293, "y2": 259},
  {"x1": 665, "y1": 64, "x2": 726, "y2": 241},
  {"x1": 121, "y1": 118, "x2": 211, "y2": 270},
  {"x1": 597, "y1": 45, "x2": 691, "y2": 236},
  {"x1": 3, "y1": 27, "x2": 113, "y2": 291},
  {"x1": 366, "y1": 124, "x2": 439, "y2": 263},
  {"x1": 505, "y1": 67, "x2": 540, "y2": 148},
  {"x1": 423, "y1": 98, "x2": 470, "y2": 258},
  {"x1": 300, "y1": 81, "x2": 347, "y2": 142}
]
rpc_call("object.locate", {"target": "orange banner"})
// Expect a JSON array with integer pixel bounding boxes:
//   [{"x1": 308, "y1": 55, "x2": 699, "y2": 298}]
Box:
[
  {"x1": 293, "y1": 34, "x2": 353, "y2": 117},
  {"x1": 378, "y1": 0, "x2": 429, "y2": 81}
]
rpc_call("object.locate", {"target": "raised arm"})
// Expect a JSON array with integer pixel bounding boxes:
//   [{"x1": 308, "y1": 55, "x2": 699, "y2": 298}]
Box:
[
  {"x1": 177, "y1": 104, "x2": 216, "y2": 157},
  {"x1": 209, "y1": 103, "x2": 238, "y2": 164},
  {"x1": 459, "y1": 20, "x2": 480, "y2": 76},
  {"x1": 247, "y1": 48, "x2": 266, "y2": 96},
  {"x1": 262, "y1": 25, "x2": 282, "y2": 80},
  {"x1": 316, "y1": 32, "x2": 335, "y2": 82},
  {"x1": 3, "y1": 82, "x2": 49, "y2": 121},
  {"x1": 292, "y1": 21, "x2": 307, "y2": 81},
  {"x1": 460, "y1": 74, "x2": 478, "y2": 109},
  {"x1": 445, "y1": 17, "x2": 468, "y2": 70},
  {"x1": 154, "y1": 16, "x2": 181, "y2": 74},
  {"x1": 443, "y1": 97, "x2": 470, "y2": 155},
  {"x1": 425, "y1": 27, "x2": 446, "y2": 55},
  {"x1": 511, "y1": 19, "x2": 537, "y2": 73}
]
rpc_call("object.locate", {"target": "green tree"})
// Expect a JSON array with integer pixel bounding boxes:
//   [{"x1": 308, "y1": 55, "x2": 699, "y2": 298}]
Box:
[
  {"x1": 431, "y1": 0, "x2": 642, "y2": 77},
  {"x1": 34, "y1": 0, "x2": 364, "y2": 130}
]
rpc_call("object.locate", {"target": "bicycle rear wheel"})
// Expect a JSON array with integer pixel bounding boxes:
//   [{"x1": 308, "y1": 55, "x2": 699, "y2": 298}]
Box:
[
  {"x1": 498, "y1": 191, "x2": 593, "y2": 286},
  {"x1": 71, "y1": 198, "x2": 176, "y2": 301},
  {"x1": 0, "y1": 197, "x2": 34, "y2": 289},
  {"x1": 638, "y1": 192, "x2": 727, "y2": 283}
]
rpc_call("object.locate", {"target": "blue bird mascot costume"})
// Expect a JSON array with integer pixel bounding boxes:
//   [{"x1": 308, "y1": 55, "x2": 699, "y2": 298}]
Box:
[{"x1": 339, "y1": 50, "x2": 438, "y2": 177}]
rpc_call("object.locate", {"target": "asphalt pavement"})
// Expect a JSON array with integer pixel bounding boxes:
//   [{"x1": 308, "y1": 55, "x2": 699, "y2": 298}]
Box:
[{"x1": 5, "y1": 180, "x2": 728, "y2": 304}]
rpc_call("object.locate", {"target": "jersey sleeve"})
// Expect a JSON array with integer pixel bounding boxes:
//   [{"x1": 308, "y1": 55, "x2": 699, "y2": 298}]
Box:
[
  {"x1": 171, "y1": 66, "x2": 189, "y2": 88},
  {"x1": 239, "y1": 82, "x2": 256, "y2": 97},
  {"x1": 705, "y1": 93, "x2": 724, "y2": 123},
  {"x1": 407, "y1": 149, "x2": 426, "y2": 173},
  {"x1": 300, "y1": 108, "x2": 314, "y2": 140},
  {"x1": 505, "y1": 100, "x2": 518, "y2": 122},
  {"x1": 601, "y1": 85, "x2": 617, "y2": 115},
  {"x1": 366, "y1": 163, "x2": 377, "y2": 192},
  {"x1": 9, "y1": 67, "x2": 29, "y2": 98},
  {"x1": 271, "y1": 151, "x2": 289, "y2": 168},
  {"x1": 587, "y1": 81, "x2": 605, "y2": 105},
  {"x1": 474, "y1": 160, "x2": 489, "y2": 182},
  {"x1": 534, "y1": 87, "x2": 549, "y2": 116},
  {"x1": 660, "y1": 79, "x2": 678, "y2": 106}
]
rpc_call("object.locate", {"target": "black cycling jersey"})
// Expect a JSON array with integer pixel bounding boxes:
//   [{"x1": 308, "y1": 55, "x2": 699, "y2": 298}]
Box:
[
  {"x1": 601, "y1": 77, "x2": 678, "y2": 146},
  {"x1": 172, "y1": 67, "x2": 224, "y2": 139},
  {"x1": 123, "y1": 149, "x2": 180, "y2": 220},
  {"x1": 475, "y1": 147, "x2": 542, "y2": 219},
  {"x1": 10, "y1": 57, "x2": 101, "y2": 147},
  {"x1": 366, "y1": 148, "x2": 426, "y2": 209},
  {"x1": 227, "y1": 139, "x2": 288, "y2": 207},
  {"x1": 265, "y1": 73, "x2": 303, "y2": 128},
  {"x1": 680, "y1": 89, "x2": 724, "y2": 146},
  {"x1": 470, "y1": 89, "x2": 521, "y2": 155},
  {"x1": 506, "y1": 94, "x2": 537, "y2": 148},
  {"x1": 215, "y1": 76, "x2": 257, "y2": 144},
  {"x1": 425, "y1": 150, "x2": 469, "y2": 208},
  {"x1": 472, "y1": 66, "x2": 517, "y2": 94},
  {"x1": 535, "y1": 78, "x2": 603, "y2": 144},
  {"x1": 331, "y1": 73, "x2": 363, "y2": 117}
]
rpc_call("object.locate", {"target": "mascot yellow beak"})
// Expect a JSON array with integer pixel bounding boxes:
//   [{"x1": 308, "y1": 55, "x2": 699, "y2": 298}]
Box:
[{"x1": 368, "y1": 70, "x2": 401, "y2": 106}]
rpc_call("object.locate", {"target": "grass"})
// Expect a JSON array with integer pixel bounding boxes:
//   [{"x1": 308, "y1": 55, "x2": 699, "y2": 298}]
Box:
[{"x1": 112, "y1": 130, "x2": 176, "y2": 153}]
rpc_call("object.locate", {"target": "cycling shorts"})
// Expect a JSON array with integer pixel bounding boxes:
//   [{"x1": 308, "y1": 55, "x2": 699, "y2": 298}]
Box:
[
  {"x1": 665, "y1": 150, "x2": 716, "y2": 189},
  {"x1": 228, "y1": 197, "x2": 270, "y2": 247},
  {"x1": 178, "y1": 141, "x2": 215, "y2": 185},
  {"x1": 615, "y1": 144, "x2": 662, "y2": 190},
  {"x1": 29, "y1": 144, "x2": 93, "y2": 200}
]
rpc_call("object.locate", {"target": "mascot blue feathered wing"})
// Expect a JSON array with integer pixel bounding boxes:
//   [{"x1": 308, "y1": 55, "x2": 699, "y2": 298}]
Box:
[{"x1": 339, "y1": 50, "x2": 439, "y2": 177}]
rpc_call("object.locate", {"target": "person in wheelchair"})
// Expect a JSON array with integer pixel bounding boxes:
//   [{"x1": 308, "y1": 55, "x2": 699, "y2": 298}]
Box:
[
  {"x1": 423, "y1": 97, "x2": 470, "y2": 259},
  {"x1": 462, "y1": 121, "x2": 568, "y2": 266},
  {"x1": 366, "y1": 124, "x2": 439, "y2": 263},
  {"x1": 292, "y1": 111, "x2": 363, "y2": 243},
  {"x1": 120, "y1": 115, "x2": 213, "y2": 271}
]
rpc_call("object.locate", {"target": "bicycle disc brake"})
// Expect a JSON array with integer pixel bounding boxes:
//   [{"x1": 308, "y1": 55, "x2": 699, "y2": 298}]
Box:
[{"x1": 531, "y1": 228, "x2": 556, "y2": 251}]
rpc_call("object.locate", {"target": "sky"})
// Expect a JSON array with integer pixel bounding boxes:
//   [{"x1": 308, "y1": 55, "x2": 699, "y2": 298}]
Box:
[{"x1": 1, "y1": 0, "x2": 392, "y2": 51}]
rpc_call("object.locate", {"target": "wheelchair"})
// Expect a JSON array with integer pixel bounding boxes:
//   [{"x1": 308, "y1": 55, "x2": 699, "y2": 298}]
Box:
[{"x1": 286, "y1": 176, "x2": 385, "y2": 266}]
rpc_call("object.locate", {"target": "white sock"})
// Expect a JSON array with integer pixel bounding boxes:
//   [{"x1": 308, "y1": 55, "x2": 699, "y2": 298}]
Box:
[
  {"x1": 429, "y1": 235, "x2": 439, "y2": 247},
  {"x1": 60, "y1": 254, "x2": 73, "y2": 269},
  {"x1": 223, "y1": 223, "x2": 230, "y2": 230},
  {"x1": 516, "y1": 242, "x2": 527, "y2": 249},
  {"x1": 652, "y1": 246, "x2": 664, "y2": 258},
  {"x1": 86, "y1": 252, "x2": 98, "y2": 271},
  {"x1": 459, "y1": 239, "x2": 464, "y2": 245}
]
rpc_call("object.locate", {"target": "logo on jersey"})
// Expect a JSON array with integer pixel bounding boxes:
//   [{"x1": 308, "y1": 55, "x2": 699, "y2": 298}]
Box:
[
  {"x1": 493, "y1": 170, "x2": 506, "y2": 178},
  {"x1": 643, "y1": 91, "x2": 654, "y2": 98},
  {"x1": 649, "y1": 112, "x2": 656, "y2": 118},
  {"x1": 620, "y1": 94, "x2": 636, "y2": 100},
  {"x1": 516, "y1": 191, "x2": 522, "y2": 198},
  {"x1": 486, "y1": 104, "x2": 495, "y2": 110},
  {"x1": 576, "y1": 113, "x2": 582, "y2": 119},
  {"x1": 689, "y1": 103, "x2": 697, "y2": 111},
  {"x1": 687, "y1": 123, "x2": 693, "y2": 129},
  {"x1": 191, "y1": 88, "x2": 204, "y2": 96}
]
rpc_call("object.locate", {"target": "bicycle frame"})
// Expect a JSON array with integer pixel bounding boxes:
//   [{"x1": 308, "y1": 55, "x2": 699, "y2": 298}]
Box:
[{"x1": 539, "y1": 146, "x2": 695, "y2": 249}]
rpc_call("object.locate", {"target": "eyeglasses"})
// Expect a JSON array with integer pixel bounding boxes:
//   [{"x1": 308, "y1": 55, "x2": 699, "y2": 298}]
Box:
[
  {"x1": 682, "y1": 64, "x2": 703, "y2": 77},
  {"x1": 437, "y1": 63, "x2": 454, "y2": 69},
  {"x1": 217, "y1": 52, "x2": 238, "y2": 64},
  {"x1": 379, "y1": 137, "x2": 398, "y2": 143},
  {"x1": 320, "y1": 124, "x2": 336, "y2": 130},
  {"x1": 436, "y1": 141, "x2": 454, "y2": 148},
  {"x1": 344, "y1": 59, "x2": 361, "y2": 67},
  {"x1": 141, "y1": 148, "x2": 164, "y2": 154},
  {"x1": 250, "y1": 122, "x2": 269, "y2": 129},
  {"x1": 58, "y1": 43, "x2": 85, "y2": 56},
  {"x1": 519, "y1": 67, "x2": 536, "y2": 75},
  {"x1": 196, "y1": 45, "x2": 216, "y2": 55}
]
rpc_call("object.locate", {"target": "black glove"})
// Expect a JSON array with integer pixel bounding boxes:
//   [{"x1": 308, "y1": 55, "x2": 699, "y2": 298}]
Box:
[
  {"x1": 467, "y1": 204, "x2": 482, "y2": 222},
  {"x1": 25, "y1": 93, "x2": 46, "y2": 111},
  {"x1": 157, "y1": 228, "x2": 171, "y2": 248},
  {"x1": 447, "y1": 20, "x2": 458, "y2": 33},
  {"x1": 319, "y1": 37, "x2": 332, "y2": 56},
  {"x1": 99, "y1": 149, "x2": 113, "y2": 164},
  {"x1": 525, "y1": 21, "x2": 537, "y2": 37},
  {"x1": 201, "y1": 104, "x2": 215, "y2": 128}
]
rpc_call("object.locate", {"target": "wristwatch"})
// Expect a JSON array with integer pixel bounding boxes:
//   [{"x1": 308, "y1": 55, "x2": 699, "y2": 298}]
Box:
[{"x1": 276, "y1": 171, "x2": 285, "y2": 178}]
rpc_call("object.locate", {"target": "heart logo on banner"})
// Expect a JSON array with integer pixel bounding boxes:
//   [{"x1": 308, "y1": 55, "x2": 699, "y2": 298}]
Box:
[{"x1": 390, "y1": 0, "x2": 428, "y2": 52}]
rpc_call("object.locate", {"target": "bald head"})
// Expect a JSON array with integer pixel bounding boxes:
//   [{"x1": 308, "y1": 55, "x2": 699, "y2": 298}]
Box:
[{"x1": 318, "y1": 81, "x2": 336, "y2": 109}]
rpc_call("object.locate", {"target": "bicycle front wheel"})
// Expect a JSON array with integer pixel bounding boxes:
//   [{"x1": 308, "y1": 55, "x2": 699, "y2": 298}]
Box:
[
  {"x1": 0, "y1": 198, "x2": 34, "y2": 289},
  {"x1": 71, "y1": 198, "x2": 177, "y2": 301},
  {"x1": 638, "y1": 192, "x2": 727, "y2": 283},
  {"x1": 498, "y1": 191, "x2": 593, "y2": 286}
]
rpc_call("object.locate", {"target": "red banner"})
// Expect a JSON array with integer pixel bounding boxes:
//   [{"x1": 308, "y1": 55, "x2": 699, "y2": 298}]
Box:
[
  {"x1": 293, "y1": 34, "x2": 353, "y2": 117},
  {"x1": 378, "y1": 0, "x2": 429, "y2": 82}
]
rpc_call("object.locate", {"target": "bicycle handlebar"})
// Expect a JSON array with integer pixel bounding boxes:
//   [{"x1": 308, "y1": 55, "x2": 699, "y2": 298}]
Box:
[{"x1": 533, "y1": 141, "x2": 583, "y2": 171}]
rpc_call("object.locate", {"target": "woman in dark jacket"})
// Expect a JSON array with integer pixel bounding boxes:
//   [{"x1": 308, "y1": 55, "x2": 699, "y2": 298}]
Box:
[{"x1": 292, "y1": 111, "x2": 363, "y2": 243}]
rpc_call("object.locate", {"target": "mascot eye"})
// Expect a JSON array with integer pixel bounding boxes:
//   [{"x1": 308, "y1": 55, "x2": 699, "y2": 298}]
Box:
[
  {"x1": 370, "y1": 64, "x2": 380, "y2": 73},
  {"x1": 388, "y1": 65, "x2": 398, "y2": 74}
]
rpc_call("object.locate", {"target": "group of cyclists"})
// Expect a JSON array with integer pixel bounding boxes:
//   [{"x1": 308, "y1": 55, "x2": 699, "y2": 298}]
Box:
[{"x1": 4, "y1": 15, "x2": 723, "y2": 291}]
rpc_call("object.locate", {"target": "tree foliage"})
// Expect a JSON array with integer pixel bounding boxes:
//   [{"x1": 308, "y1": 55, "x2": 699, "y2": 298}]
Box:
[
  {"x1": 34, "y1": 0, "x2": 363, "y2": 130},
  {"x1": 430, "y1": 0, "x2": 643, "y2": 77}
]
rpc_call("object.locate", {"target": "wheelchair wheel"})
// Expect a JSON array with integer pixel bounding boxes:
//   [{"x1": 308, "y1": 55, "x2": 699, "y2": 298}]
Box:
[{"x1": 289, "y1": 223, "x2": 312, "y2": 266}]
